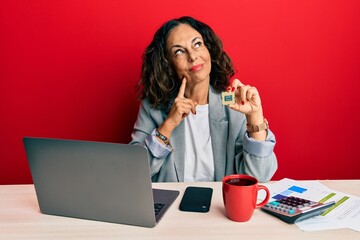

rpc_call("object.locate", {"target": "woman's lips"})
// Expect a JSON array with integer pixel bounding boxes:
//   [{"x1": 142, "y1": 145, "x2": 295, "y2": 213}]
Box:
[{"x1": 190, "y1": 64, "x2": 204, "y2": 72}]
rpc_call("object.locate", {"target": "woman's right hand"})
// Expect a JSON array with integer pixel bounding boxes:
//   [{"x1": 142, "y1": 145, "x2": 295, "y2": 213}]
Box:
[{"x1": 157, "y1": 77, "x2": 197, "y2": 138}]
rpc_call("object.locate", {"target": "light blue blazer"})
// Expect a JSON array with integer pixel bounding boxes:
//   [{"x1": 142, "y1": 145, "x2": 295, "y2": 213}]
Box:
[{"x1": 130, "y1": 87, "x2": 278, "y2": 182}]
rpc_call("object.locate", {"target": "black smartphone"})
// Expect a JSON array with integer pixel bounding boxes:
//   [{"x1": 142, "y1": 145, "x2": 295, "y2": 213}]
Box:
[{"x1": 179, "y1": 186, "x2": 213, "y2": 213}]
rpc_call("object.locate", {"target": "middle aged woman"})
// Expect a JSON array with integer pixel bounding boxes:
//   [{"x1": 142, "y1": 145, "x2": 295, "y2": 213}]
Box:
[{"x1": 130, "y1": 16, "x2": 277, "y2": 182}]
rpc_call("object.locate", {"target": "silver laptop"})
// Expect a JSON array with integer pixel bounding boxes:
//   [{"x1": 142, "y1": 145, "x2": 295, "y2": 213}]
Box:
[{"x1": 23, "y1": 137, "x2": 179, "y2": 228}]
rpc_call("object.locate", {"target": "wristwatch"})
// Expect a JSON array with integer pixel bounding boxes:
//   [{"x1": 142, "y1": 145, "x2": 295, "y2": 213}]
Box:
[
  {"x1": 246, "y1": 118, "x2": 269, "y2": 133},
  {"x1": 155, "y1": 129, "x2": 170, "y2": 145}
]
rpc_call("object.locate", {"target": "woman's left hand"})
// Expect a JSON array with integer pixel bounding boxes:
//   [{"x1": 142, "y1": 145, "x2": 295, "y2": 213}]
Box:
[
  {"x1": 228, "y1": 79, "x2": 267, "y2": 141},
  {"x1": 227, "y1": 79, "x2": 262, "y2": 116}
]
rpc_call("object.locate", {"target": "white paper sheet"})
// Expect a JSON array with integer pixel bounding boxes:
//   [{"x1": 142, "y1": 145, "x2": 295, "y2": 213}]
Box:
[{"x1": 261, "y1": 178, "x2": 360, "y2": 232}]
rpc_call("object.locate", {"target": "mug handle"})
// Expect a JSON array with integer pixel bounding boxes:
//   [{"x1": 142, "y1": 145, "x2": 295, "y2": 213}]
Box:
[{"x1": 255, "y1": 185, "x2": 270, "y2": 209}]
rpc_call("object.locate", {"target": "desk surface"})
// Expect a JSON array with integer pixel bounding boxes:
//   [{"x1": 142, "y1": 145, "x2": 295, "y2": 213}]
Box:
[{"x1": 1, "y1": 180, "x2": 359, "y2": 240}]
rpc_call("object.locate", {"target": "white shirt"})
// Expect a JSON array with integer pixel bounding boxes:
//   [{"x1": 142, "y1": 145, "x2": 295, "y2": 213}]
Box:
[{"x1": 184, "y1": 104, "x2": 215, "y2": 182}]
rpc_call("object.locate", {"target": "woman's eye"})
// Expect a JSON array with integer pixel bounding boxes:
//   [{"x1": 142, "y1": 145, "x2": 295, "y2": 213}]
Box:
[
  {"x1": 174, "y1": 49, "x2": 184, "y2": 55},
  {"x1": 194, "y1": 42, "x2": 202, "y2": 48}
]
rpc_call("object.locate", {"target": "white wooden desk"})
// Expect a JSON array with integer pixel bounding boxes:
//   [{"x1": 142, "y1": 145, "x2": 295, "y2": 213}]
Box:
[{"x1": 0, "y1": 180, "x2": 359, "y2": 240}]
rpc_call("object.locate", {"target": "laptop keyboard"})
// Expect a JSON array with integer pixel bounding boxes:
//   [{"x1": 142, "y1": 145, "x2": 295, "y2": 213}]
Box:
[{"x1": 154, "y1": 203, "x2": 165, "y2": 216}]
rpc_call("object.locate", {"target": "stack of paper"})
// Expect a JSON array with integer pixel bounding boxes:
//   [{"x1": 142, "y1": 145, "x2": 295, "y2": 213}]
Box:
[{"x1": 261, "y1": 178, "x2": 360, "y2": 232}]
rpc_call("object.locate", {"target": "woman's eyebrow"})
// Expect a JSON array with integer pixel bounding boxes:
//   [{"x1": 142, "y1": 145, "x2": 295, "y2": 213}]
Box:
[
  {"x1": 191, "y1": 37, "x2": 202, "y2": 44},
  {"x1": 170, "y1": 44, "x2": 183, "y2": 50}
]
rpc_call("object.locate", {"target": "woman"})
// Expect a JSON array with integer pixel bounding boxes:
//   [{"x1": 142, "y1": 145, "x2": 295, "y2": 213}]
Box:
[{"x1": 130, "y1": 16, "x2": 277, "y2": 182}]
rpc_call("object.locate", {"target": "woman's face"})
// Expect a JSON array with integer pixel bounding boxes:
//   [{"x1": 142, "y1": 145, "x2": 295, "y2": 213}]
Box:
[{"x1": 166, "y1": 24, "x2": 211, "y2": 86}]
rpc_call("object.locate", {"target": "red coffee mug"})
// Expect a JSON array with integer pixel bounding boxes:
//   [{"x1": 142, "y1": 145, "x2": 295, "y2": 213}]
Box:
[{"x1": 222, "y1": 174, "x2": 270, "y2": 222}]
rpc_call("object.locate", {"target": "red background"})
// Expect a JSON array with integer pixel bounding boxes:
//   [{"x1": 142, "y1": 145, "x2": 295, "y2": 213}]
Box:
[{"x1": 1, "y1": 0, "x2": 360, "y2": 184}]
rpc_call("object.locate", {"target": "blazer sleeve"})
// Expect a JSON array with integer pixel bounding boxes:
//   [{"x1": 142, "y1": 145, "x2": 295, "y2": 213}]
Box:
[
  {"x1": 235, "y1": 120, "x2": 278, "y2": 183},
  {"x1": 130, "y1": 100, "x2": 172, "y2": 177}
]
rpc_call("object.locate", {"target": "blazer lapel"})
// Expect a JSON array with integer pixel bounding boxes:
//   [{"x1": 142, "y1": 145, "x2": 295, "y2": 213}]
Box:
[
  {"x1": 209, "y1": 88, "x2": 228, "y2": 181},
  {"x1": 171, "y1": 121, "x2": 185, "y2": 182}
]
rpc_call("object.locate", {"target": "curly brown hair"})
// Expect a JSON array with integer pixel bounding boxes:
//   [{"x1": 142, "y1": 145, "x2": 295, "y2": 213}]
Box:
[{"x1": 138, "y1": 16, "x2": 234, "y2": 110}]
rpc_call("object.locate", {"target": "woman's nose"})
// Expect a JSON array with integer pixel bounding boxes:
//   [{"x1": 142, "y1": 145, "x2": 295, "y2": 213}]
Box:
[{"x1": 188, "y1": 50, "x2": 198, "y2": 62}]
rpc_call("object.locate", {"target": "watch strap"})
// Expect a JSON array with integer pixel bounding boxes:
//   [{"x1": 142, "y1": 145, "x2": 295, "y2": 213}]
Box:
[
  {"x1": 155, "y1": 129, "x2": 170, "y2": 145},
  {"x1": 246, "y1": 118, "x2": 269, "y2": 133}
]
